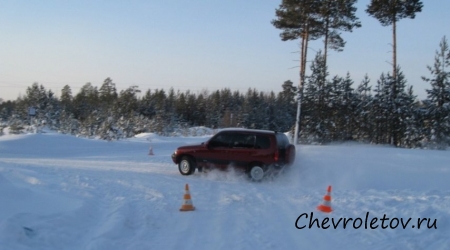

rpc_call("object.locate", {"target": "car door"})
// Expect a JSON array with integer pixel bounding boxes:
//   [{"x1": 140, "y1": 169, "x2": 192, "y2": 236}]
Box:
[
  {"x1": 228, "y1": 133, "x2": 273, "y2": 168},
  {"x1": 227, "y1": 133, "x2": 256, "y2": 169},
  {"x1": 196, "y1": 132, "x2": 233, "y2": 169}
]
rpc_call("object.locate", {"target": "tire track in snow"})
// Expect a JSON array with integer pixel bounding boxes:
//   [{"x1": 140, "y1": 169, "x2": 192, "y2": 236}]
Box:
[{"x1": 0, "y1": 158, "x2": 177, "y2": 175}]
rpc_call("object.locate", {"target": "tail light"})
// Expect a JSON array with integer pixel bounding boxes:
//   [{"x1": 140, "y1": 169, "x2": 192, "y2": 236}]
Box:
[{"x1": 274, "y1": 149, "x2": 279, "y2": 161}]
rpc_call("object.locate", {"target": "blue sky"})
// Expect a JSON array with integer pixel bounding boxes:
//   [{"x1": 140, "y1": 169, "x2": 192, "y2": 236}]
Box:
[{"x1": 1, "y1": 0, "x2": 449, "y2": 101}]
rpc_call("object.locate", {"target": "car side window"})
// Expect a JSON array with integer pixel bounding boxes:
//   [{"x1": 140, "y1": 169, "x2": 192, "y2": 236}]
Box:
[
  {"x1": 231, "y1": 134, "x2": 255, "y2": 148},
  {"x1": 208, "y1": 133, "x2": 233, "y2": 148},
  {"x1": 255, "y1": 135, "x2": 270, "y2": 149}
]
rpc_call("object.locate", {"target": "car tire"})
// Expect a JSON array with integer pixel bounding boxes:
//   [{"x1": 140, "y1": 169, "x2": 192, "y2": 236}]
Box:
[
  {"x1": 248, "y1": 165, "x2": 265, "y2": 182},
  {"x1": 179, "y1": 156, "x2": 195, "y2": 175}
]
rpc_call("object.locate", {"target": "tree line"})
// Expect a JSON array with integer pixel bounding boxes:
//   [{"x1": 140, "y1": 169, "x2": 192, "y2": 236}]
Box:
[
  {"x1": 0, "y1": 36, "x2": 448, "y2": 149},
  {"x1": 0, "y1": 78, "x2": 298, "y2": 140},
  {"x1": 301, "y1": 36, "x2": 448, "y2": 149}
]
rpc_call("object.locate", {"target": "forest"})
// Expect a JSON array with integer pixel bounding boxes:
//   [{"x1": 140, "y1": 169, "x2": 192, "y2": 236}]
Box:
[{"x1": 0, "y1": 35, "x2": 448, "y2": 149}]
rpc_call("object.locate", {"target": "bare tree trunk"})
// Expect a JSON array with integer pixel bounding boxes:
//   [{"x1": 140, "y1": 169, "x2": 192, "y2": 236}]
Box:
[
  {"x1": 294, "y1": 35, "x2": 305, "y2": 145},
  {"x1": 391, "y1": 18, "x2": 398, "y2": 146},
  {"x1": 323, "y1": 0, "x2": 331, "y2": 68},
  {"x1": 392, "y1": 17, "x2": 397, "y2": 81},
  {"x1": 294, "y1": 29, "x2": 309, "y2": 145}
]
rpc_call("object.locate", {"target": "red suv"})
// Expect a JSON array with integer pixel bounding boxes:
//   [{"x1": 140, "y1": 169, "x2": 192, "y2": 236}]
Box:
[{"x1": 171, "y1": 129, "x2": 296, "y2": 181}]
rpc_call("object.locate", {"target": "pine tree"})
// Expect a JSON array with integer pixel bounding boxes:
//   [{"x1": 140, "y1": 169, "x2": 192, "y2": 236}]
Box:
[
  {"x1": 95, "y1": 78, "x2": 119, "y2": 138},
  {"x1": 205, "y1": 90, "x2": 222, "y2": 128},
  {"x1": 59, "y1": 109, "x2": 78, "y2": 135},
  {"x1": 327, "y1": 75, "x2": 346, "y2": 141},
  {"x1": 366, "y1": 0, "x2": 423, "y2": 81},
  {"x1": 0, "y1": 101, "x2": 15, "y2": 127},
  {"x1": 303, "y1": 51, "x2": 330, "y2": 143},
  {"x1": 400, "y1": 86, "x2": 422, "y2": 148},
  {"x1": 422, "y1": 36, "x2": 450, "y2": 149},
  {"x1": 354, "y1": 75, "x2": 373, "y2": 142},
  {"x1": 231, "y1": 90, "x2": 244, "y2": 127},
  {"x1": 114, "y1": 85, "x2": 141, "y2": 138},
  {"x1": 392, "y1": 69, "x2": 416, "y2": 147},
  {"x1": 11, "y1": 96, "x2": 28, "y2": 125},
  {"x1": 252, "y1": 91, "x2": 277, "y2": 131},
  {"x1": 151, "y1": 89, "x2": 168, "y2": 134},
  {"x1": 272, "y1": 0, "x2": 323, "y2": 144},
  {"x1": 73, "y1": 82, "x2": 99, "y2": 121},
  {"x1": 372, "y1": 73, "x2": 391, "y2": 144},
  {"x1": 24, "y1": 83, "x2": 43, "y2": 108},
  {"x1": 165, "y1": 88, "x2": 178, "y2": 132},
  {"x1": 0, "y1": 100, "x2": 15, "y2": 125},
  {"x1": 139, "y1": 89, "x2": 156, "y2": 118},
  {"x1": 61, "y1": 85, "x2": 73, "y2": 113},
  {"x1": 367, "y1": 0, "x2": 423, "y2": 145},
  {"x1": 241, "y1": 89, "x2": 259, "y2": 129},
  {"x1": 98, "y1": 77, "x2": 118, "y2": 111},
  {"x1": 319, "y1": 0, "x2": 361, "y2": 66},
  {"x1": 44, "y1": 89, "x2": 61, "y2": 130},
  {"x1": 276, "y1": 80, "x2": 297, "y2": 133},
  {"x1": 192, "y1": 92, "x2": 207, "y2": 126},
  {"x1": 117, "y1": 85, "x2": 140, "y2": 118},
  {"x1": 175, "y1": 91, "x2": 188, "y2": 125},
  {"x1": 336, "y1": 72, "x2": 356, "y2": 141},
  {"x1": 20, "y1": 83, "x2": 54, "y2": 130},
  {"x1": 8, "y1": 114, "x2": 25, "y2": 134}
]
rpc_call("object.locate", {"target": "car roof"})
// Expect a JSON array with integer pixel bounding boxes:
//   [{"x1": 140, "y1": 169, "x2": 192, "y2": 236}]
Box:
[{"x1": 218, "y1": 128, "x2": 276, "y2": 135}]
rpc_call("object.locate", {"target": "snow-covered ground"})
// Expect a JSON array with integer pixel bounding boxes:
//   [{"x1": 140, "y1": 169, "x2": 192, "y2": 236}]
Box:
[{"x1": 0, "y1": 131, "x2": 449, "y2": 250}]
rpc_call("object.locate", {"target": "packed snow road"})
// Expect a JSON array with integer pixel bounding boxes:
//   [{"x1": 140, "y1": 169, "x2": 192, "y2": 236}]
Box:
[{"x1": 0, "y1": 132, "x2": 449, "y2": 249}]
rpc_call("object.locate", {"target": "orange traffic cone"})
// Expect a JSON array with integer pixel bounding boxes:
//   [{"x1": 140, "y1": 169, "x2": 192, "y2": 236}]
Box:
[
  {"x1": 180, "y1": 184, "x2": 195, "y2": 212},
  {"x1": 148, "y1": 146, "x2": 154, "y2": 155},
  {"x1": 317, "y1": 185, "x2": 333, "y2": 213}
]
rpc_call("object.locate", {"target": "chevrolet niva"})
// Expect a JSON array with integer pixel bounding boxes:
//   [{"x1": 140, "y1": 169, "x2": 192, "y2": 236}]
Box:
[{"x1": 171, "y1": 129, "x2": 295, "y2": 181}]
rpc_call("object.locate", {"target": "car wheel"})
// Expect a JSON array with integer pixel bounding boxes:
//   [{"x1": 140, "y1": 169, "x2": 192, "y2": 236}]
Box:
[
  {"x1": 179, "y1": 156, "x2": 195, "y2": 175},
  {"x1": 249, "y1": 165, "x2": 265, "y2": 182}
]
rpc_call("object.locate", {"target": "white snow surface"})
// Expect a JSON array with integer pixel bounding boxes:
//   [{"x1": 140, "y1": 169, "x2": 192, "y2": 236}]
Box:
[{"x1": 0, "y1": 131, "x2": 449, "y2": 250}]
